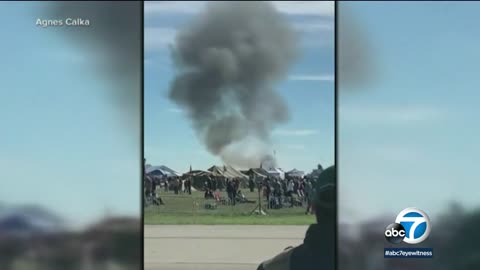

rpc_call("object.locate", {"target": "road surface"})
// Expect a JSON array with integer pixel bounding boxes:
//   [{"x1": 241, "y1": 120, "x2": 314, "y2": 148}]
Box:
[{"x1": 144, "y1": 225, "x2": 308, "y2": 270}]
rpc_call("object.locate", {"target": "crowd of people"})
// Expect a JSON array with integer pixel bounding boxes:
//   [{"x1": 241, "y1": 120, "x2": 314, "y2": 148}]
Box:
[
  {"x1": 257, "y1": 176, "x2": 316, "y2": 213},
  {"x1": 144, "y1": 173, "x2": 318, "y2": 213},
  {"x1": 160, "y1": 176, "x2": 192, "y2": 194}
]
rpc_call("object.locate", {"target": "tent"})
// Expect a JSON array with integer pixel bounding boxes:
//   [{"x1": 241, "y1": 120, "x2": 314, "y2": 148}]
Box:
[
  {"x1": 182, "y1": 170, "x2": 214, "y2": 189},
  {"x1": 267, "y1": 168, "x2": 285, "y2": 180},
  {"x1": 145, "y1": 165, "x2": 181, "y2": 177},
  {"x1": 208, "y1": 165, "x2": 249, "y2": 188},
  {"x1": 243, "y1": 168, "x2": 271, "y2": 180},
  {"x1": 286, "y1": 169, "x2": 305, "y2": 178},
  {"x1": 208, "y1": 165, "x2": 248, "y2": 179},
  {"x1": 183, "y1": 170, "x2": 212, "y2": 177},
  {"x1": 307, "y1": 164, "x2": 324, "y2": 180}
]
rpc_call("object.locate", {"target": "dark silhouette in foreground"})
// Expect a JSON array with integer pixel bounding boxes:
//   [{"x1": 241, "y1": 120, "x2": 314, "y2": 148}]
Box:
[{"x1": 257, "y1": 165, "x2": 336, "y2": 270}]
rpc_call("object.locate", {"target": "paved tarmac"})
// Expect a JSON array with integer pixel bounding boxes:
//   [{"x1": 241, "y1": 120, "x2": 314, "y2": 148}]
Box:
[{"x1": 144, "y1": 225, "x2": 308, "y2": 270}]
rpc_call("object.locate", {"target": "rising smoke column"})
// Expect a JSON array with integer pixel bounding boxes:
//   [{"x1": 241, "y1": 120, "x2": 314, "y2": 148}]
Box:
[
  {"x1": 169, "y1": 1, "x2": 298, "y2": 168},
  {"x1": 338, "y1": 5, "x2": 374, "y2": 88},
  {"x1": 46, "y1": 2, "x2": 142, "y2": 129}
]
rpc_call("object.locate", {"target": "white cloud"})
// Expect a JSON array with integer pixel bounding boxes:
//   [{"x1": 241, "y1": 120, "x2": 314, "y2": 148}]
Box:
[
  {"x1": 167, "y1": 108, "x2": 183, "y2": 113},
  {"x1": 271, "y1": 1, "x2": 334, "y2": 16},
  {"x1": 341, "y1": 106, "x2": 443, "y2": 125},
  {"x1": 144, "y1": 27, "x2": 177, "y2": 51},
  {"x1": 145, "y1": 1, "x2": 205, "y2": 15},
  {"x1": 289, "y1": 74, "x2": 334, "y2": 82},
  {"x1": 145, "y1": 1, "x2": 334, "y2": 16},
  {"x1": 143, "y1": 23, "x2": 334, "y2": 53},
  {"x1": 144, "y1": 1, "x2": 334, "y2": 51},
  {"x1": 274, "y1": 129, "x2": 318, "y2": 136},
  {"x1": 293, "y1": 21, "x2": 334, "y2": 33}
]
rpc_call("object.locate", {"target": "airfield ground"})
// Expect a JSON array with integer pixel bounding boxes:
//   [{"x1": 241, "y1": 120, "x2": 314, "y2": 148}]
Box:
[{"x1": 144, "y1": 225, "x2": 308, "y2": 270}]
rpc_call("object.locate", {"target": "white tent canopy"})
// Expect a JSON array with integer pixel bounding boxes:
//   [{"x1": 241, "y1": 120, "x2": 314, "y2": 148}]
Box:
[
  {"x1": 267, "y1": 168, "x2": 285, "y2": 180},
  {"x1": 145, "y1": 165, "x2": 181, "y2": 177},
  {"x1": 287, "y1": 168, "x2": 305, "y2": 178}
]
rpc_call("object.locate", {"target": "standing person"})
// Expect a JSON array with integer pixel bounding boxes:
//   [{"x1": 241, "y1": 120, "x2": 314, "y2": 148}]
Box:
[
  {"x1": 281, "y1": 181, "x2": 286, "y2": 208},
  {"x1": 298, "y1": 180, "x2": 305, "y2": 198},
  {"x1": 189, "y1": 178, "x2": 192, "y2": 194},
  {"x1": 304, "y1": 180, "x2": 313, "y2": 215},
  {"x1": 257, "y1": 166, "x2": 336, "y2": 270},
  {"x1": 151, "y1": 179, "x2": 157, "y2": 197},
  {"x1": 204, "y1": 185, "x2": 210, "y2": 199},
  {"x1": 183, "y1": 178, "x2": 187, "y2": 193},
  {"x1": 204, "y1": 181, "x2": 209, "y2": 192},
  {"x1": 282, "y1": 180, "x2": 287, "y2": 197},
  {"x1": 287, "y1": 179, "x2": 294, "y2": 207},
  {"x1": 174, "y1": 178, "x2": 179, "y2": 194},
  {"x1": 164, "y1": 178, "x2": 169, "y2": 192},
  {"x1": 207, "y1": 177, "x2": 212, "y2": 191},
  {"x1": 185, "y1": 178, "x2": 192, "y2": 195},
  {"x1": 225, "y1": 179, "x2": 230, "y2": 203},
  {"x1": 212, "y1": 178, "x2": 217, "y2": 191},
  {"x1": 273, "y1": 180, "x2": 281, "y2": 208},
  {"x1": 249, "y1": 177, "x2": 255, "y2": 192},
  {"x1": 144, "y1": 176, "x2": 152, "y2": 199},
  {"x1": 232, "y1": 180, "x2": 237, "y2": 205},
  {"x1": 262, "y1": 179, "x2": 268, "y2": 198},
  {"x1": 152, "y1": 182, "x2": 164, "y2": 205},
  {"x1": 294, "y1": 179, "x2": 299, "y2": 194},
  {"x1": 226, "y1": 180, "x2": 235, "y2": 205},
  {"x1": 234, "y1": 179, "x2": 239, "y2": 194},
  {"x1": 265, "y1": 182, "x2": 271, "y2": 209}
]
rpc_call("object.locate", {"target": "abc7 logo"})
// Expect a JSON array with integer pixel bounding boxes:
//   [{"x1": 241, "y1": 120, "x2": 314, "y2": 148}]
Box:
[
  {"x1": 384, "y1": 223, "x2": 406, "y2": 244},
  {"x1": 385, "y1": 207, "x2": 431, "y2": 244}
]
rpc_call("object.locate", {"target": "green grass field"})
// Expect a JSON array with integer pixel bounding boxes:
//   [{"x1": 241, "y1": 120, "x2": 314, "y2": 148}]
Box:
[{"x1": 144, "y1": 189, "x2": 315, "y2": 225}]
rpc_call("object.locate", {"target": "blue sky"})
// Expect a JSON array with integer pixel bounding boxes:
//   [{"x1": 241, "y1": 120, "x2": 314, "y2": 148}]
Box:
[
  {"x1": 144, "y1": 1, "x2": 335, "y2": 174},
  {"x1": 339, "y1": 2, "x2": 480, "y2": 223},
  {"x1": 0, "y1": 3, "x2": 140, "y2": 227}
]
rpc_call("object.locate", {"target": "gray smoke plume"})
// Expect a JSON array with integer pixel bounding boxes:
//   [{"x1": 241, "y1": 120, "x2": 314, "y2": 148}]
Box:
[
  {"x1": 169, "y1": 1, "x2": 298, "y2": 168},
  {"x1": 46, "y1": 2, "x2": 141, "y2": 128},
  {"x1": 219, "y1": 139, "x2": 278, "y2": 169},
  {"x1": 337, "y1": 5, "x2": 376, "y2": 88}
]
